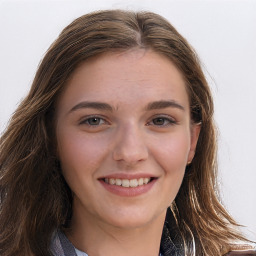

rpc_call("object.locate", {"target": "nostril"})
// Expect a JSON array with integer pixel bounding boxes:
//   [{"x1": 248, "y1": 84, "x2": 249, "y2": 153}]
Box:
[{"x1": 112, "y1": 146, "x2": 149, "y2": 163}]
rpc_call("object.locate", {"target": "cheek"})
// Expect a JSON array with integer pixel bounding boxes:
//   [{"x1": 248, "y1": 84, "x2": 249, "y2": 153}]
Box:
[
  {"x1": 56, "y1": 129, "x2": 108, "y2": 183},
  {"x1": 152, "y1": 131, "x2": 190, "y2": 203},
  {"x1": 151, "y1": 130, "x2": 190, "y2": 175}
]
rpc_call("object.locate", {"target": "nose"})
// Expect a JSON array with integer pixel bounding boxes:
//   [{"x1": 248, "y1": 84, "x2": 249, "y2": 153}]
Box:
[{"x1": 112, "y1": 125, "x2": 148, "y2": 165}]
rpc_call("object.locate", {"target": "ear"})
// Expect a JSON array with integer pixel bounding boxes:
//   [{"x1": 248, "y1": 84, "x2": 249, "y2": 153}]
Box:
[{"x1": 187, "y1": 123, "x2": 201, "y2": 164}]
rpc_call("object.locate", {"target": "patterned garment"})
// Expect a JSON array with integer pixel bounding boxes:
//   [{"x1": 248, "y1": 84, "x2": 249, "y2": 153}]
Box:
[{"x1": 51, "y1": 230, "x2": 78, "y2": 256}]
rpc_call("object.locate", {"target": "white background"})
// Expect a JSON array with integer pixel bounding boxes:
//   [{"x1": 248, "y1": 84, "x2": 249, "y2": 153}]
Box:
[{"x1": 0, "y1": 0, "x2": 255, "y2": 240}]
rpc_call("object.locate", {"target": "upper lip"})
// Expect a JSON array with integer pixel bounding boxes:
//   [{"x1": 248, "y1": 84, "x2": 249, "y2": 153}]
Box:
[{"x1": 98, "y1": 173, "x2": 158, "y2": 180}]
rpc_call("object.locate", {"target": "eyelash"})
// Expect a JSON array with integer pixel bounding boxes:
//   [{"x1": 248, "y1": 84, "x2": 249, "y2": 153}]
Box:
[
  {"x1": 79, "y1": 115, "x2": 108, "y2": 126},
  {"x1": 147, "y1": 115, "x2": 176, "y2": 127},
  {"x1": 79, "y1": 115, "x2": 176, "y2": 128}
]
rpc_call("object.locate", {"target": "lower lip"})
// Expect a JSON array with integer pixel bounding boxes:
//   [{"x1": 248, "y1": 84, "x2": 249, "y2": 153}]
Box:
[{"x1": 99, "y1": 179, "x2": 157, "y2": 197}]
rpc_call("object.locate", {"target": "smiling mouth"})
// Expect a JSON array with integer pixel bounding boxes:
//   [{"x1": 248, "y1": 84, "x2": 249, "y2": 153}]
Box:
[{"x1": 103, "y1": 177, "x2": 154, "y2": 188}]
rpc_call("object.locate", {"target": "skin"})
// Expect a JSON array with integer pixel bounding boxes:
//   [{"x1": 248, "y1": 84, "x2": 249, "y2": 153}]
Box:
[{"x1": 55, "y1": 49, "x2": 200, "y2": 256}]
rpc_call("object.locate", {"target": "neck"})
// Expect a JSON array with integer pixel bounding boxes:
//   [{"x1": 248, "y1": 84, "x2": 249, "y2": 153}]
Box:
[{"x1": 67, "y1": 204, "x2": 166, "y2": 256}]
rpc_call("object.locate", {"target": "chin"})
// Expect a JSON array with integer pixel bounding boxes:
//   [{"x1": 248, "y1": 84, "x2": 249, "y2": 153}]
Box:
[{"x1": 101, "y1": 208, "x2": 166, "y2": 230}]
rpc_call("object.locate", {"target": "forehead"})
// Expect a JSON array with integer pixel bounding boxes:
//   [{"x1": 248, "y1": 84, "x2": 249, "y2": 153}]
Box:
[{"x1": 57, "y1": 49, "x2": 189, "y2": 111}]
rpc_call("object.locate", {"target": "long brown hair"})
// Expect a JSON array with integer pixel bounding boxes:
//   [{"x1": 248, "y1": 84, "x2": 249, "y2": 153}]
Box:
[{"x1": 0, "y1": 10, "x2": 248, "y2": 256}]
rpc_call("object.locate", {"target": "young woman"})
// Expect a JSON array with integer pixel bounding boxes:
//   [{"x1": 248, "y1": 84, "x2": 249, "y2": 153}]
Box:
[{"x1": 0, "y1": 10, "x2": 255, "y2": 256}]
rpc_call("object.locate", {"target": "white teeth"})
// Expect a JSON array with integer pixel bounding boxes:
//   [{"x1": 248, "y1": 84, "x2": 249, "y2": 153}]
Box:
[
  {"x1": 116, "y1": 178, "x2": 122, "y2": 186},
  {"x1": 143, "y1": 178, "x2": 150, "y2": 184},
  {"x1": 130, "y1": 179, "x2": 138, "y2": 187},
  {"x1": 109, "y1": 178, "x2": 115, "y2": 185},
  {"x1": 122, "y1": 179, "x2": 130, "y2": 187},
  {"x1": 138, "y1": 178, "x2": 144, "y2": 186},
  {"x1": 104, "y1": 177, "x2": 152, "y2": 187}
]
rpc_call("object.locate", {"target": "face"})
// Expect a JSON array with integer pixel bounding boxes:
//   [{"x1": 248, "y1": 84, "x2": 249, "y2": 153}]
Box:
[{"x1": 56, "y1": 49, "x2": 200, "y2": 230}]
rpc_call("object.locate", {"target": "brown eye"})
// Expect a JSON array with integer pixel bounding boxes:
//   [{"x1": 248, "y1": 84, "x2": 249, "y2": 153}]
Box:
[{"x1": 152, "y1": 118, "x2": 165, "y2": 125}]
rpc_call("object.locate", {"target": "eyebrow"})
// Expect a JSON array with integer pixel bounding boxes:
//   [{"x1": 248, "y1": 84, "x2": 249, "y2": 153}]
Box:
[
  {"x1": 69, "y1": 101, "x2": 113, "y2": 113},
  {"x1": 68, "y1": 99, "x2": 184, "y2": 114},
  {"x1": 145, "y1": 100, "x2": 185, "y2": 111}
]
